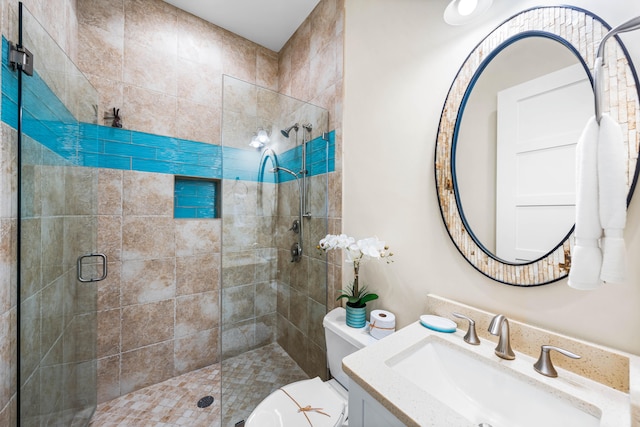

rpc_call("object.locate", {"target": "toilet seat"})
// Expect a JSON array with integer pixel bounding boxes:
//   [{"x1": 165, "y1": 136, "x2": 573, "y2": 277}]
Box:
[{"x1": 245, "y1": 377, "x2": 347, "y2": 427}]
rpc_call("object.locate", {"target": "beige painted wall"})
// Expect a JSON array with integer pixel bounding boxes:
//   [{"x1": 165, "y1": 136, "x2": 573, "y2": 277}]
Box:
[{"x1": 343, "y1": 0, "x2": 640, "y2": 355}]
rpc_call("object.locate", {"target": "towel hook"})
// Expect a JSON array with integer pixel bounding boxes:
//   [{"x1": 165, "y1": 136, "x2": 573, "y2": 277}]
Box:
[{"x1": 594, "y1": 16, "x2": 640, "y2": 124}]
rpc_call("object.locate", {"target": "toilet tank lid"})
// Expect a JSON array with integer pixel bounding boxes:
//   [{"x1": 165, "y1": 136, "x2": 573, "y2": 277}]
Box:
[{"x1": 323, "y1": 307, "x2": 378, "y2": 348}]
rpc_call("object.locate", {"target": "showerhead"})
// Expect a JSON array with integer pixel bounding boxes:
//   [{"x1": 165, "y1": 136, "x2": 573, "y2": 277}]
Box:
[{"x1": 281, "y1": 123, "x2": 299, "y2": 138}]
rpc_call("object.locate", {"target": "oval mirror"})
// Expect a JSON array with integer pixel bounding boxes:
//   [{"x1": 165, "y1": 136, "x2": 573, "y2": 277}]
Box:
[
  {"x1": 435, "y1": 6, "x2": 640, "y2": 286},
  {"x1": 455, "y1": 35, "x2": 592, "y2": 264}
]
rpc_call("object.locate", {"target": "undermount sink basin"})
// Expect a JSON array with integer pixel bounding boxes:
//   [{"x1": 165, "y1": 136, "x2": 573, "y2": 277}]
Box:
[{"x1": 385, "y1": 335, "x2": 601, "y2": 427}]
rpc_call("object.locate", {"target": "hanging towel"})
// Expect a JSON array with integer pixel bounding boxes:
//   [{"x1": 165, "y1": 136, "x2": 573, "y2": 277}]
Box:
[
  {"x1": 598, "y1": 114, "x2": 627, "y2": 283},
  {"x1": 568, "y1": 117, "x2": 603, "y2": 290}
]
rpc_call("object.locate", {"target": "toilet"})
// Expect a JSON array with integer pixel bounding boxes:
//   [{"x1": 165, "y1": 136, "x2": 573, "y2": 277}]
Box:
[{"x1": 245, "y1": 307, "x2": 378, "y2": 427}]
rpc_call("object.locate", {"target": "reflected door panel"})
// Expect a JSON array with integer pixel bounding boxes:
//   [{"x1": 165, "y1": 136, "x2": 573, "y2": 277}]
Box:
[{"x1": 495, "y1": 63, "x2": 592, "y2": 262}]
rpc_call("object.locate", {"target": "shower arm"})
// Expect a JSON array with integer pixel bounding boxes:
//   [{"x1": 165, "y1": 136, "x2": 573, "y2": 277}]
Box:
[{"x1": 594, "y1": 16, "x2": 640, "y2": 124}]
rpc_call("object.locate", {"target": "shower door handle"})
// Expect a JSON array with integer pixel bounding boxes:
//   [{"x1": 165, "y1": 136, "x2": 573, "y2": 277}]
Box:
[{"x1": 77, "y1": 253, "x2": 108, "y2": 282}]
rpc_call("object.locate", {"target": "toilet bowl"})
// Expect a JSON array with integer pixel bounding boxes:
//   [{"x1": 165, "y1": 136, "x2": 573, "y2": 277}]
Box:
[{"x1": 245, "y1": 307, "x2": 378, "y2": 427}]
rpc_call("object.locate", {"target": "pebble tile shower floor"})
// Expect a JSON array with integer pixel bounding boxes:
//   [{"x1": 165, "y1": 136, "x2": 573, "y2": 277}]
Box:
[{"x1": 89, "y1": 343, "x2": 309, "y2": 427}]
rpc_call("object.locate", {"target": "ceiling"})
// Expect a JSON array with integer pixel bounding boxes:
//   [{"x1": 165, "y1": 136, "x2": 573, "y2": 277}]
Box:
[{"x1": 162, "y1": 0, "x2": 322, "y2": 52}]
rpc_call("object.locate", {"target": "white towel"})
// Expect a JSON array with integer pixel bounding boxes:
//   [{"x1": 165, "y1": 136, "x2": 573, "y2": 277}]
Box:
[
  {"x1": 568, "y1": 117, "x2": 603, "y2": 290},
  {"x1": 598, "y1": 114, "x2": 627, "y2": 283}
]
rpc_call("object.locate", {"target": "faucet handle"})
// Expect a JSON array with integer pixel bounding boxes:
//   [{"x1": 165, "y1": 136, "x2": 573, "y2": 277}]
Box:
[
  {"x1": 533, "y1": 345, "x2": 581, "y2": 378},
  {"x1": 452, "y1": 312, "x2": 480, "y2": 345}
]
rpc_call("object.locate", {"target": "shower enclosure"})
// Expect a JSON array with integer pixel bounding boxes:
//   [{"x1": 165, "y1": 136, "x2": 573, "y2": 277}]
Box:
[
  {"x1": 220, "y1": 76, "x2": 332, "y2": 425},
  {"x1": 12, "y1": 2, "x2": 102, "y2": 426}
]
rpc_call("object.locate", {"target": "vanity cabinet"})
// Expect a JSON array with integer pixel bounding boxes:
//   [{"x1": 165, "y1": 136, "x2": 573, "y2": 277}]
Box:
[{"x1": 348, "y1": 381, "x2": 404, "y2": 427}]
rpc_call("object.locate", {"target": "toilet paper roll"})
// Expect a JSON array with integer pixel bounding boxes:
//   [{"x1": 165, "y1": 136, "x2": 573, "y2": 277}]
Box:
[{"x1": 369, "y1": 310, "x2": 396, "y2": 340}]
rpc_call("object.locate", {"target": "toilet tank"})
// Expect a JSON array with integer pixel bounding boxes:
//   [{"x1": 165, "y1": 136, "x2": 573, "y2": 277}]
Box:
[{"x1": 323, "y1": 307, "x2": 377, "y2": 389}]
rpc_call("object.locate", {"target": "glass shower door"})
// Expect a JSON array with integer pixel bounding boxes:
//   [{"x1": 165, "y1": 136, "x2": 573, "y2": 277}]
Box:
[{"x1": 14, "y1": 3, "x2": 101, "y2": 426}]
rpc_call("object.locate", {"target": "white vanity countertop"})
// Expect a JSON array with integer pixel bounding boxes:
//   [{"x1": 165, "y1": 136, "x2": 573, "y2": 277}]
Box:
[{"x1": 343, "y1": 321, "x2": 633, "y2": 427}]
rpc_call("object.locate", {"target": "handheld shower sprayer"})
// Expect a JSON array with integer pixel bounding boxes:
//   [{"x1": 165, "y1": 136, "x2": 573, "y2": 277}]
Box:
[{"x1": 270, "y1": 166, "x2": 299, "y2": 178}]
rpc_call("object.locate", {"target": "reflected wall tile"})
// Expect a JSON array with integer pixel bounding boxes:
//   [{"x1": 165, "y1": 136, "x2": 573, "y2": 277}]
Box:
[
  {"x1": 175, "y1": 291, "x2": 219, "y2": 337},
  {"x1": 309, "y1": 41, "x2": 337, "y2": 101},
  {"x1": 123, "y1": 171, "x2": 173, "y2": 216},
  {"x1": 175, "y1": 219, "x2": 221, "y2": 256},
  {"x1": 120, "y1": 341, "x2": 173, "y2": 394},
  {"x1": 122, "y1": 216, "x2": 175, "y2": 260},
  {"x1": 97, "y1": 308, "x2": 121, "y2": 358},
  {"x1": 174, "y1": 328, "x2": 219, "y2": 375},
  {"x1": 221, "y1": 251, "x2": 256, "y2": 288},
  {"x1": 176, "y1": 253, "x2": 219, "y2": 296},
  {"x1": 121, "y1": 299, "x2": 174, "y2": 351},
  {"x1": 123, "y1": 85, "x2": 177, "y2": 137},
  {"x1": 121, "y1": 258, "x2": 175, "y2": 306},
  {"x1": 98, "y1": 168, "x2": 123, "y2": 216}
]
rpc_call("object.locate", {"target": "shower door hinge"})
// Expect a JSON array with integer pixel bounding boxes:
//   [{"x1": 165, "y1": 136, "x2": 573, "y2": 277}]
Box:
[{"x1": 9, "y1": 42, "x2": 33, "y2": 76}]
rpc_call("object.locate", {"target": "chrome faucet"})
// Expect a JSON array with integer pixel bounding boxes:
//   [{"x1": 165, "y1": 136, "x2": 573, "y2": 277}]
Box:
[{"x1": 488, "y1": 314, "x2": 515, "y2": 360}]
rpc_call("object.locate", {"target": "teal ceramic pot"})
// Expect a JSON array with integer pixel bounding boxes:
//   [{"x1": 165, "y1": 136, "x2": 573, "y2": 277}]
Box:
[{"x1": 345, "y1": 304, "x2": 367, "y2": 328}]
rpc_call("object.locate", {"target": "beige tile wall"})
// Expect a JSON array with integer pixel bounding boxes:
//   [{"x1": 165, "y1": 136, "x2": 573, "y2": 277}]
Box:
[
  {"x1": 0, "y1": 0, "x2": 344, "y2": 413},
  {"x1": 96, "y1": 169, "x2": 222, "y2": 401}
]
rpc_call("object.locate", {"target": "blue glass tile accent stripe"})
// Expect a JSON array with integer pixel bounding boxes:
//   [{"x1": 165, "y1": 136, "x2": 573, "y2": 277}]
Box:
[
  {"x1": 1, "y1": 37, "x2": 336, "y2": 183},
  {"x1": 174, "y1": 177, "x2": 218, "y2": 219}
]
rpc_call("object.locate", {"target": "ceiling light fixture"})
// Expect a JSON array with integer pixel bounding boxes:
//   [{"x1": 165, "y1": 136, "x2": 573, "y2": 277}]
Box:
[{"x1": 444, "y1": 0, "x2": 492, "y2": 25}]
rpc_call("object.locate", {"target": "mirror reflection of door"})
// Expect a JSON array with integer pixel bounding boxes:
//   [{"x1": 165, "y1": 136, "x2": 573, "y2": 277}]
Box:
[
  {"x1": 455, "y1": 36, "x2": 595, "y2": 264},
  {"x1": 496, "y1": 64, "x2": 592, "y2": 262}
]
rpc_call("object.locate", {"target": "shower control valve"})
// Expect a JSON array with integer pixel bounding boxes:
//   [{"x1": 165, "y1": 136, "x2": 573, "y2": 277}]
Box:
[{"x1": 289, "y1": 220, "x2": 300, "y2": 234}]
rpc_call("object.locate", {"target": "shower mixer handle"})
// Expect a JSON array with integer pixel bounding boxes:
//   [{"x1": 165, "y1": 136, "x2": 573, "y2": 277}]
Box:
[
  {"x1": 289, "y1": 220, "x2": 300, "y2": 234},
  {"x1": 290, "y1": 242, "x2": 302, "y2": 263}
]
